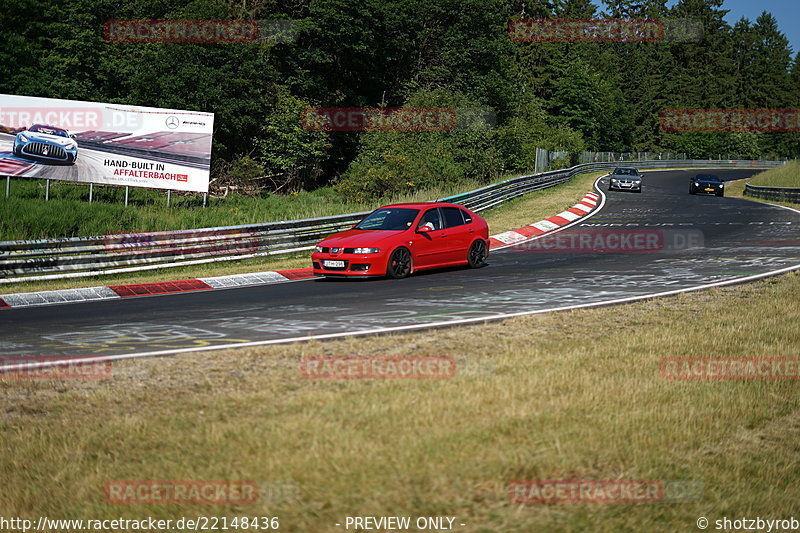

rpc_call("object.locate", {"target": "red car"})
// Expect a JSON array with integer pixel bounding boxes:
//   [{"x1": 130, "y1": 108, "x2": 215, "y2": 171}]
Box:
[{"x1": 312, "y1": 203, "x2": 489, "y2": 278}]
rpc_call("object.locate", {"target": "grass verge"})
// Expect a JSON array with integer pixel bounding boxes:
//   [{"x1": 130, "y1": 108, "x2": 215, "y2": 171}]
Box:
[
  {"x1": 1, "y1": 269, "x2": 798, "y2": 532},
  {"x1": 0, "y1": 172, "x2": 605, "y2": 295},
  {"x1": 748, "y1": 161, "x2": 800, "y2": 188},
  {"x1": 725, "y1": 178, "x2": 800, "y2": 211}
]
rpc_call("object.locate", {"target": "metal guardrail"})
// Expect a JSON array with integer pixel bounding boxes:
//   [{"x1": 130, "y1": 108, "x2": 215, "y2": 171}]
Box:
[
  {"x1": 744, "y1": 183, "x2": 800, "y2": 204},
  {"x1": 0, "y1": 159, "x2": 784, "y2": 283}
]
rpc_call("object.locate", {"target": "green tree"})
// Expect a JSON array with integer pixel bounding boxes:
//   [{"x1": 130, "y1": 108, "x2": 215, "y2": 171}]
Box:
[{"x1": 336, "y1": 89, "x2": 502, "y2": 202}]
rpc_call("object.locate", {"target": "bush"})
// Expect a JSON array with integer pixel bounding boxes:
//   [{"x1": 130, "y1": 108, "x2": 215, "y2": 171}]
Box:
[
  {"x1": 497, "y1": 94, "x2": 585, "y2": 173},
  {"x1": 336, "y1": 89, "x2": 502, "y2": 202}
]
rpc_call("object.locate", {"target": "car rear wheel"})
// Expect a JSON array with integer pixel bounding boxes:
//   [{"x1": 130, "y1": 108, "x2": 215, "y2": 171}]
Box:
[
  {"x1": 387, "y1": 247, "x2": 412, "y2": 279},
  {"x1": 468, "y1": 239, "x2": 487, "y2": 268}
]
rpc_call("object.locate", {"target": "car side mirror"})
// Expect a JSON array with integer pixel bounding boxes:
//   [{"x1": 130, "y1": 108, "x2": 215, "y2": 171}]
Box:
[{"x1": 417, "y1": 224, "x2": 432, "y2": 233}]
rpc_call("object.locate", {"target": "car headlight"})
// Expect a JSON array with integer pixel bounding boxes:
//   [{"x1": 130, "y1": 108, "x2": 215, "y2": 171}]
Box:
[
  {"x1": 719, "y1": 184, "x2": 723, "y2": 187},
  {"x1": 611, "y1": 178, "x2": 618, "y2": 182},
  {"x1": 352, "y1": 248, "x2": 380, "y2": 254},
  {"x1": 314, "y1": 246, "x2": 324, "y2": 253},
  {"x1": 694, "y1": 182, "x2": 700, "y2": 187},
  {"x1": 18, "y1": 134, "x2": 28, "y2": 143},
  {"x1": 64, "y1": 143, "x2": 76, "y2": 150}
]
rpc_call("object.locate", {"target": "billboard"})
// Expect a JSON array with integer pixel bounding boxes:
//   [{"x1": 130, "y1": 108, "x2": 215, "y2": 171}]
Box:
[{"x1": 0, "y1": 94, "x2": 214, "y2": 193}]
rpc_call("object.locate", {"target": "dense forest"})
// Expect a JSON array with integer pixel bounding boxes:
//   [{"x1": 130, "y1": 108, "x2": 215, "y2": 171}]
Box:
[{"x1": 1, "y1": 0, "x2": 798, "y2": 200}]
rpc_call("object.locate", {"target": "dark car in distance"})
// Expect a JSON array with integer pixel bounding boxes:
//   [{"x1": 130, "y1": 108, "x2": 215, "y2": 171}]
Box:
[{"x1": 689, "y1": 174, "x2": 724, "y2": 196}]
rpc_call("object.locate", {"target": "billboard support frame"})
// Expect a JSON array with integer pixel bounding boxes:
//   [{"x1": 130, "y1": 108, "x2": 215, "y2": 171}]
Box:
[{"x1": 0, "y1": 175, "x2": 213, "y2": 207}]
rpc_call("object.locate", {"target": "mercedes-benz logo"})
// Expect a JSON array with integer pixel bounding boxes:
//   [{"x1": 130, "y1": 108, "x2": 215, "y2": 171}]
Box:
[{"x1": 165, "y1": 116, "x2": 180, "y2": 129}]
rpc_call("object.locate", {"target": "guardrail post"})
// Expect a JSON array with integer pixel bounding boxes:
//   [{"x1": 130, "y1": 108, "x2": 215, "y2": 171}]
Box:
[
  {"x1": 167, "y1": 190, "x2": 171, "y2": 207},
  {"x1": 45, "y1": 179, "x2": 50, "y2": 201},
  {"x1": 5, "y1": 176, "x2": 8, "y2": 199},
  {"x1": 89, "y1": 183, "x2": 93, "y2": 203},
  {"x1": 125, "y1": 186, "x2": 129, "y2": 207},
  {"x1": 203, "y1": 193, "x2": 207, "y2": 208}
]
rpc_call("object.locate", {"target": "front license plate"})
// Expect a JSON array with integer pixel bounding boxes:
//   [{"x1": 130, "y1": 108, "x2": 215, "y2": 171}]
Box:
[
  {"x1": 322, "y1": 260, "x2": 345, "y2": 268},
  {"x1": 705, "y1": 188, "x2": 715, "y2": 192}
]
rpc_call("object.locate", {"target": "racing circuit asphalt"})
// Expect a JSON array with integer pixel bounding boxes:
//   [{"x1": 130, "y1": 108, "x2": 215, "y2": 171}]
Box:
[{"x1": 1, "y1": 168, "x2": 799, "y2": 366}]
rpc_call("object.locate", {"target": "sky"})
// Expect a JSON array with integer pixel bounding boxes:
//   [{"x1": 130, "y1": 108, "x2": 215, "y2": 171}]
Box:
[{"x1": 666, "y1": 0, "x2": 800, "y2": 55}]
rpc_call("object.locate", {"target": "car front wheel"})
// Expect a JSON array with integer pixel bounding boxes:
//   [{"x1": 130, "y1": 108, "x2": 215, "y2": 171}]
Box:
[
  {"x1": 468, "y1": 239, "x2": 487, "y2": 268},
  {"x1": 387, "y1": 247, "x2": 412, "y2": 279}
]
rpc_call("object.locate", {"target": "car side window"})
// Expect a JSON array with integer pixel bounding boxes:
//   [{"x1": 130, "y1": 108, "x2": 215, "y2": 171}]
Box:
[
  {"x1": 419, "y1": 208, "x2": 443, "y2": 231},
  {"x1": 442, "y1": 207, "x2": 466, "y2": 228},
  {"x1": 460, "y1": 209, "x2": 472, "y2": 224}
]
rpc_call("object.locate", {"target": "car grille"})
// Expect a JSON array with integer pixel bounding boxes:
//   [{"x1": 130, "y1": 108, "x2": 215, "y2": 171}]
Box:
[{"x1": 23, "y1": 143, "x2": 67, "y2": 160}]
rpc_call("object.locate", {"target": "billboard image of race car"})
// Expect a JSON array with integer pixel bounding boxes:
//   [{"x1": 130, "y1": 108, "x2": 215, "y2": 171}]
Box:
[{"x1": 13, "y1": 124, "x2": 78, "y2": 165}]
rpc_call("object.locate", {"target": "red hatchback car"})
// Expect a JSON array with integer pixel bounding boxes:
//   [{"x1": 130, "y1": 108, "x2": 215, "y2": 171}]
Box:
[{"x1": 312, "y1": 203, "x2": 489, "y2": 278}]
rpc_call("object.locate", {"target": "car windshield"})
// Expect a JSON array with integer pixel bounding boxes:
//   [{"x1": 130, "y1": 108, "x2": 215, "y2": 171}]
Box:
[
  {"x1": 355, "y1": 208, "x2": 419, "y2": 230},
  {"x1": 28, "y1": 125, "x2": 69, "y2": 137},
  {"x1": 614, "y1": 168, "x2": 638, "y2": 176},
  {"x1": 696, "y1": 175, "x2": 721, "y2": 181}
]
